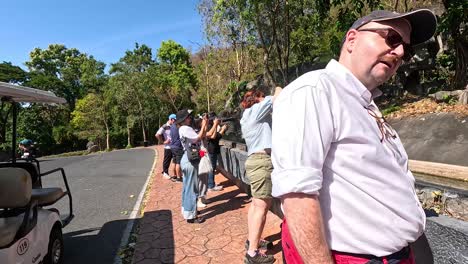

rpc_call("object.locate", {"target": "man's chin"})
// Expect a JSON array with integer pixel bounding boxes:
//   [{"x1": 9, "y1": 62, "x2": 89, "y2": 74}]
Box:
[
  {"x1": 367, "y1": 77, "x2": 387, "y2": 89},
  {"x1": 372, "y1": 70, "x2": 394, "y2": 86}
]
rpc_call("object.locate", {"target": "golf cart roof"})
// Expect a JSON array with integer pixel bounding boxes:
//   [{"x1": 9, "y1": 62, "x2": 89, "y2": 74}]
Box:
[{"x1": 0, "y1": 81, "x2": 66, "y2": 104}]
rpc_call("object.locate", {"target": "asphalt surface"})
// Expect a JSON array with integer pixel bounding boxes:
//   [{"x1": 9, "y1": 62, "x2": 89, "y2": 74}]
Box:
[{"x1": 38, "y1": 148, "x2": 155, "y2": 264}]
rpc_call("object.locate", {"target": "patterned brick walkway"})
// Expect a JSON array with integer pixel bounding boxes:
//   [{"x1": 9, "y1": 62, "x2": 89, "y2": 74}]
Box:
[{"x1": 131, "y1": 145, "x2": 283, "y2": 264}]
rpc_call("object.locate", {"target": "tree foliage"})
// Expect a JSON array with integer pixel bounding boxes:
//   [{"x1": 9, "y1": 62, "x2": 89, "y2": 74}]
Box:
[
  {"x1": 26, "y1": 44, "x2": 106, "y2": 109},
  {"x1": 0, "y1": 62, "x2": 27, "y2": 83},
  {"x1": 71, "y1": 93, "x2": 110, "y2": 150},
  {"x1": 149, "y1": 40, "x2": 197, "y2": 111},
  {"x1": 439, "y1": 0, "x2": 467, "y2": 90},
  {"x1": 109, "y1": 43, "x2": 156, "y2": 146}
]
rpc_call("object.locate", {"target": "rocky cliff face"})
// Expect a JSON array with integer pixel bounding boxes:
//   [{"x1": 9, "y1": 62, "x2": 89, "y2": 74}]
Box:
[{"x1": 390, "y1": 113, "x2": 468, "y2": 167}]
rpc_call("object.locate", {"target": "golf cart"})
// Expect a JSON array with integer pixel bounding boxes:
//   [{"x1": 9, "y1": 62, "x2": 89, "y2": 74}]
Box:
[{"x1": 0, "y1": 82, "x2": 73, "y2": 264}]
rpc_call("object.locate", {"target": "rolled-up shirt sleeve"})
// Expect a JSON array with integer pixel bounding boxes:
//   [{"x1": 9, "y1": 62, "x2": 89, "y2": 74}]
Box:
[
  {"x1": 254, "y1": 96, "x2": 273, "y2": 121},
  {"x1": 271, "y1": 79, "x2": 334, "y2": 197},
  {"x1": 156, "y1": 127, "x2": 164, "y2": 136}
]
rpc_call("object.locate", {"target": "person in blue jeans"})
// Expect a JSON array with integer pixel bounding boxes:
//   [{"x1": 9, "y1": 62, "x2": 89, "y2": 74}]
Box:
[
  {"x1": 206, "y1": 112, "x2": 228, "y2": 191},
  {"x1": 176, "y1": 109, "x2": 208, "y2": 224}
]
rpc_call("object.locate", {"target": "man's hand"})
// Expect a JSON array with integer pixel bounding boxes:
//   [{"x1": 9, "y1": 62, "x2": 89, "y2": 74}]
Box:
[
  {"x1": 220, "y1": 124, "x2": 228, "y2": 135},
  {"x1": 163, "y1": 138, "x2": 171, "y2": 144},
  {"x1": 282, "y1": 193, "x2": 333, "y2": 264}
]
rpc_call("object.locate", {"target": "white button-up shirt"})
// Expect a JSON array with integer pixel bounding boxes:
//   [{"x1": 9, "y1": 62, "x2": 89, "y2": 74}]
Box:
[{"x1": 271, "y1": 59, "x2": 425, "y2": 256}]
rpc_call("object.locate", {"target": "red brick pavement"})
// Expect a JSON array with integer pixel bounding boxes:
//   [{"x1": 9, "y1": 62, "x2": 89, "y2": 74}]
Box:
[{"x1": 131, "y1": 145, "x2": 283, "y2": 264}]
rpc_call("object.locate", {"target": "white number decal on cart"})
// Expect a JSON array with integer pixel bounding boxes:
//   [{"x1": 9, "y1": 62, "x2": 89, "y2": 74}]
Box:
[{"x1": 17, "y1": 238, "x2": 29, "y2": 255}]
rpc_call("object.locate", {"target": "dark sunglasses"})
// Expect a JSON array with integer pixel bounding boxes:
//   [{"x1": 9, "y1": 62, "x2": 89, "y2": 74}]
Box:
[{"x1": 358, "y1": 28, "x2": 414, "y2": 62}]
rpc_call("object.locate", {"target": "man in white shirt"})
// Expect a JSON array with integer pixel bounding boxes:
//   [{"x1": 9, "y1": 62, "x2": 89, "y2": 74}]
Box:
[
  {"x1": 156, "y1": 114, "x2": 176, "y2": 179},
  {"x1": 271, "y1": 9, "x2": 437, "y2": 264}
]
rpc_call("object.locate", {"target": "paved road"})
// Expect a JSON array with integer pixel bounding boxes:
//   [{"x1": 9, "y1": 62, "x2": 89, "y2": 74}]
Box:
[{"x1": 39, "y1": 148, "x2": 155, "y2": 264}]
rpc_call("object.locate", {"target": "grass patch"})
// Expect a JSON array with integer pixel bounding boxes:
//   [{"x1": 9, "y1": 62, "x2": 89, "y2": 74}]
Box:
[
  {"x1": 118, "y1": 227, "x2": 139, "y2": 264},
  {"x1": 382, "y1": 104, "x2": 402, "y2": 116}
]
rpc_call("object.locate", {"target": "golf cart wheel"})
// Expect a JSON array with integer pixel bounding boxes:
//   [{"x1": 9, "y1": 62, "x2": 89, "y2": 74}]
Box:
[{"x1": 44, "y1": 226, "x2": 64, "y2": 264}]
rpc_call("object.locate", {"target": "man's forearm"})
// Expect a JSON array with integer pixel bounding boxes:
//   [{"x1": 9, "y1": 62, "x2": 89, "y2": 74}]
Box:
[
  {"x1": 207, "y1": 123, "x2": 218, "y2": 139},
  {"x1": 282, "y1": 193, "x2": 333, "y2": 264},
  {"x1": 156, "y1": 135, "x2": 163, "y2": 144}
]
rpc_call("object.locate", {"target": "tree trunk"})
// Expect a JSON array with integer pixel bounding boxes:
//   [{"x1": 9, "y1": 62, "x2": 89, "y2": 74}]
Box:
[
  {"x1": 135, "y1": 93, "x2": 147, "y2": 142},
  {"x1": 254, "y1": 2, "x2": 276, "y2": 86},
  {"x1": 141, "y1": 119, "x2": 147, "y2": 142},
  {"x1": 127, "y1": 125, "x2": 132, "y2": 147},
  {"x1": 105, "y1": 122, "x2": 110, "y2": 151},
  {"x1": 205, "y1": 61, "x2": 210, "y2": 112}
]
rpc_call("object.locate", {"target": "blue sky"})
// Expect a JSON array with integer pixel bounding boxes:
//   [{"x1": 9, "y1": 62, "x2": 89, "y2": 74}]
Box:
[{"x1": 0, "y1": 0, "x2": 204, "y2": 71}]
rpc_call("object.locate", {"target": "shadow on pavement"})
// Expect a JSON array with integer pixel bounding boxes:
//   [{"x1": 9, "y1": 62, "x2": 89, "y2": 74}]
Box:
[
  {"x1": 63, "y1": 219, "x2": 132, "y2": 264},
  {"x1": 132, "y1": 210, "x2": 175, "y2": 263},
  {"x1": 264, "y1": 231, "x2": 283, "y2": 255},
  {"x1": 200, "y1": 188, "x2": 250, "y2": 221}
]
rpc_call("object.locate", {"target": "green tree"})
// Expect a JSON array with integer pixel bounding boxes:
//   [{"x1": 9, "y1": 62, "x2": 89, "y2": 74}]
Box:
[
  {"x1": 148, "y1": 40, "x2": 197, "y2": 111},
  {"x1": 0, "y1": 62, "x2": 28, "y2": 144},
  {"x1": 199, "y1": 0, "x2": 260, "y2": 82},
  {"x1": 0, "y1": 62, "x2": 27, "y2": 83},
  {"x1": 71, "y1": 93, "x2": 110, "y2": 150},
  {"x1": 192, "y1": 45, "x2": 262, "y2": 112},
  {"x1": 110, "y1": 43, "x2": 155, "y2": 146},
  {"x1": 23, "y1": 44, "x2": 107, "y2": 153},
  {"x1": 200, "y1": 0, "x2": 356, "y2": 86},
  {"x1": 26, "y1": 44, "x2": 106, "y2": 109},
  {"x1": 17, "y1": 105, "x2": 54, "y2": 154},
  {"x1": 439, "y1": 0, "x2": 467, "y2": 90}
]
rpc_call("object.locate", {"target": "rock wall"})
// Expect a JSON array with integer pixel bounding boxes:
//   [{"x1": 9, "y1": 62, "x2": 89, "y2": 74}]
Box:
[{"x1": 390, "y1": 113, "x2": 468, "y2": 167}]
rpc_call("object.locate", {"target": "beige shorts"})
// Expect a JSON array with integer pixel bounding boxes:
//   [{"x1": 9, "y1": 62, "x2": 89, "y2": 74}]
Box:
[{"x1": 245, "y1": 153, "x2": 273, "y2": 199}]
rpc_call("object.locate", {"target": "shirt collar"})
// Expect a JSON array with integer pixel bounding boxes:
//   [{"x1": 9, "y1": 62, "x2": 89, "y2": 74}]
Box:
[{"x1": 325, "y1": 59, "x2": 383, "y2": 106}]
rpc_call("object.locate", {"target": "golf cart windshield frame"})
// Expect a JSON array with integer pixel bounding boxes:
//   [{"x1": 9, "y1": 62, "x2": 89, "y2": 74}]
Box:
[{"x1": 0, "y1": 81, "x2": 66, "y2": 162}]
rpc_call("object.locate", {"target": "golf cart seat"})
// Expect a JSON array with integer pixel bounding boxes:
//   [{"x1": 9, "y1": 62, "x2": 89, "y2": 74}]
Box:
[
  {"x1": 0, "y1": 167, "x2": 33, "y2": 248},
  {"x1": 31, "y1": 188, "x2": 65, "y2": 206},
  {"x1": 0, "y1": 162, "x2": 41, "y2": 188}
]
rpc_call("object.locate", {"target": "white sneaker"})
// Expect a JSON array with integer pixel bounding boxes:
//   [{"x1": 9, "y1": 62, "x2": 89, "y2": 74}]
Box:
[
  {"x1": 208, "y1": 185, "x2": 223, "y2": 192},
  {"x1": 197, "y1": 199, "x2": 207, "y2": 208},
  {"x1": 162, "y1": 173, "x2": 171, "y2": 179}
]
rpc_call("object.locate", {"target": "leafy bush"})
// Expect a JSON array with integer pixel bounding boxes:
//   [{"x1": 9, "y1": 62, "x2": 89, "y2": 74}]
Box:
[{"x1": 382, "y1": 105, "x2": 402, "y2": 116}]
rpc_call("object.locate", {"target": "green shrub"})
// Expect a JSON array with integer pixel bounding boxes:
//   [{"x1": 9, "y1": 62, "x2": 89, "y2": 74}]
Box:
[{"x1": 382, "y1": 105, "x2": 402, "y2": 116}]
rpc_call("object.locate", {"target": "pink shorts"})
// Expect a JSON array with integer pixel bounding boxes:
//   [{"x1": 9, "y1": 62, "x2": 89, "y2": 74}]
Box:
[{"x1": 281, "y1": 219, "x2": 415, "y2": 264}]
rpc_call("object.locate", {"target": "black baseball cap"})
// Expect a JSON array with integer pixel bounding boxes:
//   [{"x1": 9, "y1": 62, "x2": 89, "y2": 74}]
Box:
[
  {"x1": 175, "y1": 109, "x2": 193, "y2": 124},
  {"x1": 350, "y1": 9, "x2": 437, "y2": 46}
]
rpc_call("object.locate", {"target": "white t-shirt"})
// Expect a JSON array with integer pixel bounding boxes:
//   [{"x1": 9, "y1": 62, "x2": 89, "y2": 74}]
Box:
[
  {"x1": 178, "y1": 125, "x2": 200, "y2": 151},
  {"x1": 156, "y1": 122, "x2": 172, "y2": 149}
]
